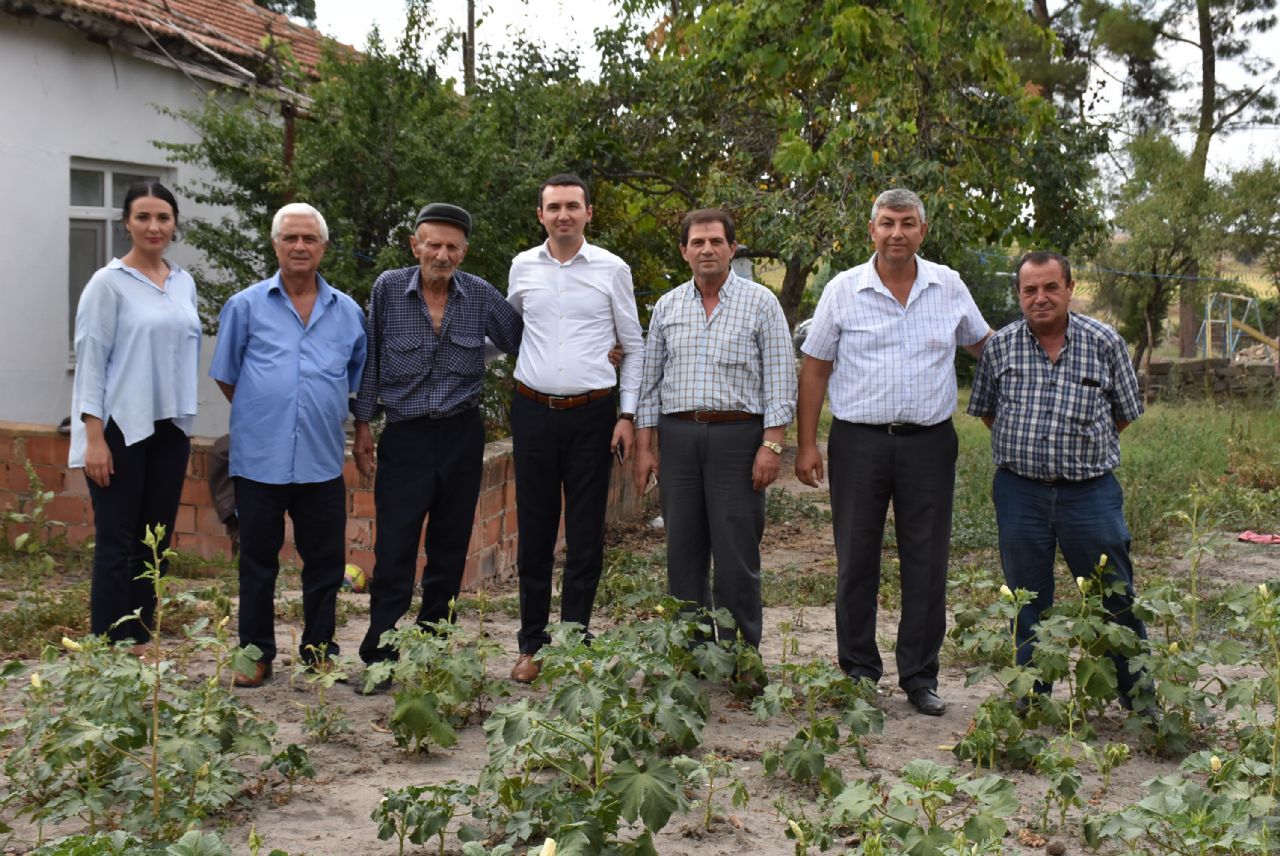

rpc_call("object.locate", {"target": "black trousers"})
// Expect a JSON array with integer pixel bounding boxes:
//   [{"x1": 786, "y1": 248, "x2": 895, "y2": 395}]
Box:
[
  {"x1": 234, "y1": 475, "x2": 346, "y2": 664},
  {"x1": 359, "y1": 408, "x2": 484, "y2": 664},
  {"x1": 657, "y1": 414, "x2": 765, "y2": 648},
  {"x1": 511, "y1": 390, "x2": 616, "y2": 654},
  {"x1": 87, "y1": 418, "x2": 189, "y2": 644},
  {"x1": 828, "y1": 418, "x2": 957, "y2": 691}
]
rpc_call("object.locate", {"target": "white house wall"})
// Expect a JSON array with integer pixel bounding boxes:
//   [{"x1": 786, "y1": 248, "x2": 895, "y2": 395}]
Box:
[{"x1": 0, "y1": 13, "x2": 232, "y2": 438}]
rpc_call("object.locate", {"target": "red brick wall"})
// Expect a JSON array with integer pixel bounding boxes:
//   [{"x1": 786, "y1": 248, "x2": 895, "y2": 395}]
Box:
[{"x1": 0, "y1": 422, "x2": 652, "y2": 589}]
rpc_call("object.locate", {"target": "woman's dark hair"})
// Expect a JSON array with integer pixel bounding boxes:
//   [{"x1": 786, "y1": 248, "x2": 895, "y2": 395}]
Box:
[{"x1": 121, "y1": 181, "x2": 179, "y2": 227}]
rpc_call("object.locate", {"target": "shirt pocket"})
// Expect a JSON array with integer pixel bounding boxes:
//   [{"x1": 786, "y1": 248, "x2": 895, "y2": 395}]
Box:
[
  {"x1": 444, "y1": 331, "x2": 484, "y2": 377},
  {"x1": 714, "y1": 330, "x2": 759, "y2": 387},
  {"x1": 384, "y1": 335, "x2": 424, "y2": 380}
]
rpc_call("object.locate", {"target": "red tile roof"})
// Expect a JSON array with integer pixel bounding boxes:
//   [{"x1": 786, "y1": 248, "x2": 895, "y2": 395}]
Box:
[{"x1": 5, "y1": 0, "x2": 350, "y2": 78}]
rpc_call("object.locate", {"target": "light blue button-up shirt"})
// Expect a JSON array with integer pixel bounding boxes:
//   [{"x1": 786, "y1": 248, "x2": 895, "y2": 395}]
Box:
[
  {"x1": 802, "y1": 254, "x2": 989, "y2": 426},
  {"x1": 69, "y1": 258, "x2": 201, "y2": 467},
  {"x1": 210, "y1": 272, "x2": 367, "y2": 485}
]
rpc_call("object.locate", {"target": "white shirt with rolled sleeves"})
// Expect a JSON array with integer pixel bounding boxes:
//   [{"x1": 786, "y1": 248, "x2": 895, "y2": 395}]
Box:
[
  {"x1": 801, "y1": 254, "x2": 989, "y2": 426},
  {"x1": 507, "y1": 239, "x2": 645, "y2": 412}
]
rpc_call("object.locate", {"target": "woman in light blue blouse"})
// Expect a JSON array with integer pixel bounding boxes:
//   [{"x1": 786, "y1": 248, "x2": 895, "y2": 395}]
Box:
[{"x1": 69, "y1": 182, "x2": 200, "y2": 647}]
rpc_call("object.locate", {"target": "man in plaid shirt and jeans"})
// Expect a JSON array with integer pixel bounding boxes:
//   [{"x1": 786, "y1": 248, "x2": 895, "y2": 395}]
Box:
[{"x1": 968, "y1": 250, "x2": 1150, "y2": 712}]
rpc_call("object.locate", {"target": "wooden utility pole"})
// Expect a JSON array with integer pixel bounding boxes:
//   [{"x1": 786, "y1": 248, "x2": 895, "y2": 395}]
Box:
[{"x1": 463, "y1": 0, "x2": 475, "y2": 93}]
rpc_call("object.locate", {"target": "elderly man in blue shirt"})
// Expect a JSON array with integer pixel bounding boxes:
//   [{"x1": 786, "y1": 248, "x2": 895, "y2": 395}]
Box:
[
  {"x1": 351, "y1": 203, "x2": 523, "y2": 686},
  {"x1": 210, "y1": 202, "x2": 368, "y2": 688}
]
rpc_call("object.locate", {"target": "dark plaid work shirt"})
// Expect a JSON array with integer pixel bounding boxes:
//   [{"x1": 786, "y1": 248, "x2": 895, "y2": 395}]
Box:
[
  {"x1": 352, "y1": 266, "x2": 523, "y2": 423},
  {"x1": 968, "y1": 313, "x2": 1143, "y2": 481}
]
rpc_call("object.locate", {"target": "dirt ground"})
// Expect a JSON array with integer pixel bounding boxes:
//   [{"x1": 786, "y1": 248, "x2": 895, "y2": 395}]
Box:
[{"x1": 7, "y1": 452, "x2": 1280, "y2": 856}]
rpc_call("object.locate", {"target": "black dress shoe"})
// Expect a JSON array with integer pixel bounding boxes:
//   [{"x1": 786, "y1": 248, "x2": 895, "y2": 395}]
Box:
[{"x1": 907, "y1": 687, "x2": 946, "y2": 716}]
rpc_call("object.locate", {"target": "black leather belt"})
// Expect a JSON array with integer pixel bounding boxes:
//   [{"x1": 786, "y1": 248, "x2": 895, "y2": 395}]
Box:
[
  {"x1": 852, "y1": 419, "x2": 949, "y2": 437},
  {"x1": 1010, "y1": 470, "x2": 1105, "y2": 487},
  {"x1": 516, "y1": 381, "x2": 613, "y2": 410}
]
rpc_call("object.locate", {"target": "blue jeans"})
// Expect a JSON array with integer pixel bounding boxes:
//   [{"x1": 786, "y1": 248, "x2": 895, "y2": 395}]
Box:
[{"x1": 993, "y1": 468, "x2": 1148, "y2": 699}]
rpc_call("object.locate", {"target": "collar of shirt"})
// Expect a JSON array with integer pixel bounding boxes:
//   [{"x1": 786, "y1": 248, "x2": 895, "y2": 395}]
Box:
[
  {"x1": 535, "y1": 238, "x2": 592, "y2": 265},
  {"x1": 679, "y1": 269, "x2": 742, "y2": 303},
  {"x1": 855, "y1": 253, "x2": 936, "y2": 307},
  {"x1": 265, "y1": 270, "x2": 343, "y2": 331},
  {"x1": 398, "y1": 269, "x2": 470, "y2": 301},
  {"x1": 107, "y1": 256, "x2": 186, "y2": 291}
]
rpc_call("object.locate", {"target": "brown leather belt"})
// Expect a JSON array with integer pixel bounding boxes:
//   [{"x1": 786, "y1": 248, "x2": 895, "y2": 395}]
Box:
[
  {"x1": 516, "y1": 381, "x2": 613, "y2": 410},
  {"x1": 667, "y1": 410, "x2": 760, "y2": 424}
]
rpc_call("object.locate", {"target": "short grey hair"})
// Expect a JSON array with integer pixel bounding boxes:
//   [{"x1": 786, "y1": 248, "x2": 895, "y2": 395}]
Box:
[
  {"x1": 870, "y1": 189, "x2": 926, "y2": 224},
  {"x1": 271, "y1": 202, "x2": 329, "y2": 243}
]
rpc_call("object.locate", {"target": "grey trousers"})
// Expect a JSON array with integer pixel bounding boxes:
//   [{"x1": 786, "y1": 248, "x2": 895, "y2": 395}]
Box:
[
  {"x1": 657, "y1": 414, "x2": 765, "y2": 647},
  {"x1": 828, "y1": 418, "x2": 957, "y2": 692}
]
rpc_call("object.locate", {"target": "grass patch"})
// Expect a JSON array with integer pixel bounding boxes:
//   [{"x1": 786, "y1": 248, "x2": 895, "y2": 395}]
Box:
[
  {"x1": 765, "y1": 488, "x2": 831, "y2": 525},
  {"x1": 0, "y1": 581, "x2": 89, "y2": 657},
  {"x1": 762, "y1": 562, "x2": 838, "y2": 607},
  {"x1": 595, "y1": 546, "x2": 668, "y2": 618}
]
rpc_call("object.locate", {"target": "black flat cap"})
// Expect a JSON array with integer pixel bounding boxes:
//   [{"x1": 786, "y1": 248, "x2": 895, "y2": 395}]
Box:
[{"x1": 414, "y1": 202, "x2": 472, "y2": 237}]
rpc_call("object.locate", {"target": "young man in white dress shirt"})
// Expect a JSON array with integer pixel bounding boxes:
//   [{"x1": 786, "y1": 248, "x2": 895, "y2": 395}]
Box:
[
  {"x1": 794, "y1": 188, "x2": 993, "y2": 716},
  {"x1": 506, "y1": 174, "x2": 646, "y2": 683}
]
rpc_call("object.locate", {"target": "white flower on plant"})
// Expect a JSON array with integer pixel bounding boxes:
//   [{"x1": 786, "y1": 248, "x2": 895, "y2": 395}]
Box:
[
  {"x1": 1169, "y1": 641, "x2": 1180, "y2": 654},
  {"x1": 1076, "y1": 577, "x2": 1089, "y2": 594},
  {"x1": 999, "y1": 584, "x2": 1013, "y2": 599},
  {"x1": 30, "y1": 673, "x2": 41, "y2": 689},
  {"x1": 61, "y1": 636, "x2": 82, "y2": 652},
  {"x1": 1098, "y1": 554, "x2": 1108, "y2": 568},
  {"x1": 1210, "y1": 755, "x2": 1222, "y2": 773},
  {"x1": 1260, "y1": 583, "x2": 1269, "y2": 597}
]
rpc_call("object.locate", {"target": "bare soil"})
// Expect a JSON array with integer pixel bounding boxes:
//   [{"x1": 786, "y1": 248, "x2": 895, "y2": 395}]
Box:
[{"x1": 6, "y1": 453, "x2": 1280, "y2": 856}]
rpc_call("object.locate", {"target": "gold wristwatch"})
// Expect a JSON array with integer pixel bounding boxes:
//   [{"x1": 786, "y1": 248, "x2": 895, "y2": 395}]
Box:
[{"x1": 761, "y1": 440, "x2": 783, "y2": 454}]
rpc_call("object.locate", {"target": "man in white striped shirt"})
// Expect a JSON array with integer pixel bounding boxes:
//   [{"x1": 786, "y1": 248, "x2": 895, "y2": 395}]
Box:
[
  {"x1": 795, "y1": 188, "x2": 992, "y2": 716},
  {"x1": 506, "y1": 174, "x2": 646, "y2": 684},
  {"x1": 634, "y1": 209, "x2": 796, "y2": 651}
]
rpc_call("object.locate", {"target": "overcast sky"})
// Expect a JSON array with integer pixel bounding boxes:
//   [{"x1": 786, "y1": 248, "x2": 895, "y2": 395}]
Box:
[
  {"x1": 312, "y1": 0, "x2": 1280, "y2": 177},
  {"x1": 312, "y1": 0, "x2": 620, "y2": 78}
]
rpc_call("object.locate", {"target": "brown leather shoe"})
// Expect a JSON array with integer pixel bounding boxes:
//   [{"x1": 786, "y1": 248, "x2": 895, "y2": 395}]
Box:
[
  {"x1": 510, "y1": 653, "x2": 539, "y2": 683},
  {"x1": 234, "y1": 662, "x2": 273, "y2": 688}
]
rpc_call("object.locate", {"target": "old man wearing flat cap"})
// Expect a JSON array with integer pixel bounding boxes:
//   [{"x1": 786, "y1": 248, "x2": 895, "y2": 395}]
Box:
[{"x1": 353, "y1": 203, "x2": 523, "y2": 685}]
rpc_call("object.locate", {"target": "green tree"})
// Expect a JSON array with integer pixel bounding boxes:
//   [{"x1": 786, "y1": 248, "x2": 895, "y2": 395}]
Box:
[
  {"x1": 1092, "y1": 134, "x2": 1223, "y2": 369},
  {"x1": 253, "y1": 0, "x2": 317, "y2": 26},
  {"x1": 1225, "y1": 160, "x2": 1280, "y2": 361},
  {"x1": 597, "y1": 0, "x2": 1105, "y2": 325},
  {"x1": 1085, "y1": 0, "x2": 1277, "y2": 354},
  {"x1": 162, "y1": 21, "x2": 617, "y2": 322}
]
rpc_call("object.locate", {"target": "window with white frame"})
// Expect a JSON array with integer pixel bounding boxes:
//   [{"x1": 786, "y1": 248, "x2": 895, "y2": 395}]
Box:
[{"x1": 68, "y1": 162, "x2": 165, "y2": 342}]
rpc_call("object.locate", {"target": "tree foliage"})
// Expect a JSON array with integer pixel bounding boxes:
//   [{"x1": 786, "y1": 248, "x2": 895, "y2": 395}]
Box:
[
  {"x1": 162, "y1": 22, "x2": 613, "y2": 327},
  {"x1": 253, "y1": 0, "x2": 317, "y2": 26},
  {"x1": 1092, "y1": 134, "x2": 1224, "y2": 367},
  {"x1": 596, "y1": 0, "x2": 1106, "y2": 325},
  {"x1": 1225, "y1": 160, "x2": 1280, "y2": 344}
]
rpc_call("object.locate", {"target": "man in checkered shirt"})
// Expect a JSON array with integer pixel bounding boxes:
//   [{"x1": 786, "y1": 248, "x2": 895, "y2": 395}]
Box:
[
  {"x1": 633, "y1": 208, "x2": 796, "y2": 650},
  {"x1": 968, "y1": 250, "x2": 1150, "y2": 712},
  {"x1": 351, "y1": 203, "x2": 523, "y2": 683}
]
